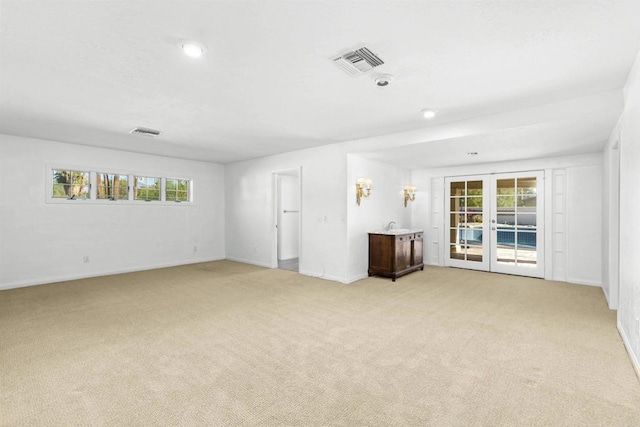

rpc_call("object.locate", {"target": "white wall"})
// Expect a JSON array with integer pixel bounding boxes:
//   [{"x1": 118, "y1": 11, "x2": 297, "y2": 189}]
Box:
[
  {"x1": 0, "y1": 134, "x2": 225, "y2": 289},
  {"x1": 617, "y1": 50, "x2": 640, "y2": 375},
  {"x1": 225, "y1": 144, "x2": 350, "y2": 282},
  {"x1": 412, "y1": 154, "x2": 603, "y2": 286},
  {"x1": 225, "y1": 149, "x2": 413, "y2": 283},
  {"x1": 346, "y1": 155, "x2": 412, "y2": 282}
]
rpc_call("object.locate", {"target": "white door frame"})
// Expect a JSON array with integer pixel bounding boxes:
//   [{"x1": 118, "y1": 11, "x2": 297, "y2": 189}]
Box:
[
  {"x1": 608, "y1": 138, "x2": 620, "y2": 309},
  {"x1": 444, "y1": 175, "x2": 490, "y2": 271},
  {"x1": 489, "y1": 171, "x2": 545, "y2": 278},
  {"x1": 271, "y1": 167, "x2": 302, "y2": 269},
  {"x1": 444, "y1": 171, "x2": 545, "y2": 278}
]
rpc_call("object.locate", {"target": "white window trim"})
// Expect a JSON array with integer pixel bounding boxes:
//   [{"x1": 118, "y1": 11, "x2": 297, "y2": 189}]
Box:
[
  {"x1": 165, "y1": 177, "x2": 192, "y2": 203},
  {"x1": 95, "y1": 171, "x2": 130, "y2": 201},
  {"x1": 45, "y1": 164, "x2": 195, "y2": 206},
  {"x1": 133, "y1": 175, "x2": 162, "y2": 202}
]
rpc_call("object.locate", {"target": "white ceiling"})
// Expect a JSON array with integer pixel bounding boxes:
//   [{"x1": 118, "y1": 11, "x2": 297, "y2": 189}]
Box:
[{"x1": 1, "y1": 1, "x2": 639, "y2": 167}]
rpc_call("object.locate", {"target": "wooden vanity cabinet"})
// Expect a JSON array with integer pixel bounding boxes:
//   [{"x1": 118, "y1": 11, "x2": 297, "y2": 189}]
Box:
[{"x1": 368, "y1": 231, "x2": 424, "y2": 281}]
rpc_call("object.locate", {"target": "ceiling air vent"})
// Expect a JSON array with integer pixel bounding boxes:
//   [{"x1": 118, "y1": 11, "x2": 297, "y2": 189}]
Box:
[
  {"x1": 333, "y1": 46, "x2": 384, "y2": 77},
  {"x1": 129, "y1": 127, "x2": 161, "y2": 137}
]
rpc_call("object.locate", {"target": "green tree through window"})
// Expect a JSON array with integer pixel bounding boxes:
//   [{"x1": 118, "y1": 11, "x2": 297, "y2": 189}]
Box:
[
  {"x1": 134, "y1": 176, "x2": 160, "y2": 201},
  {"x1": 52, "y1": 170, "x2": 89, "y2": 199},
  {"x1": 166, "y1": 178, "x2": 189, "y2": 202},
  {"x1": 97, "y1": 173, "x2": 128, "y2": 200}
]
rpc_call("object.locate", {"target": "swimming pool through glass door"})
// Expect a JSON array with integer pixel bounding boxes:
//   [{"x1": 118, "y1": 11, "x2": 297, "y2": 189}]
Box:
[
  {"x1": 445, "y1": 172, "x2": 545, "y2": 278},
  {"x1": 445, "y1": 176, "x2": 490, "y2": 272}
]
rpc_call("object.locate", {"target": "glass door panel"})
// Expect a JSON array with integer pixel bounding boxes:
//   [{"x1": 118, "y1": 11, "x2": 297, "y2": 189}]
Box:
[
  {"x1": 445, "y1": 171, "x2": 544, "y2": 278},
  {"x1": 444, "y1": 176, "x2": 489, "y2": 271},
  {"x1": 490, "y1": 172, "x2": 544, "y2": 278}
]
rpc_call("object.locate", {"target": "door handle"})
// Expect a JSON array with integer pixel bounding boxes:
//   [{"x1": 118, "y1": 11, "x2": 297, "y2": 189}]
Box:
[
  {"x1": 492, "y1": 227, "x2": 496, "y2": 231},
  {"x1": 491, "y1": 219, "x2": 496, "y2": 223}
]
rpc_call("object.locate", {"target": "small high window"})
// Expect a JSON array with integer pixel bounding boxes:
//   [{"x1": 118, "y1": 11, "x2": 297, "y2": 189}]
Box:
[
  {"x1": 96, "y1": 173, "x2": 129, "y2": 200},
  {"x1": 134, "y1": 176, "x2": 160, "y2": 201},
  {"x1": 166, "y1": 178, "x2": 189, "y2": 202},
  {"x1": 52, "y1": 169, "x2": 90, "y2": 199}
]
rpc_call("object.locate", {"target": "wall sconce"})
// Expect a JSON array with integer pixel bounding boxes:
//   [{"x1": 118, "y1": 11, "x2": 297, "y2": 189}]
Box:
[
  {"x1": 356, "y1": 178, "x2": 373, "y2": 206},
  {"x1": 404, "y1": 185, "x2": 417, "y2": 207}
]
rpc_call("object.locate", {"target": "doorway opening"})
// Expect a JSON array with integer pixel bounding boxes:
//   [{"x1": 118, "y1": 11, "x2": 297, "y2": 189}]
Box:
[
  {"x1": 272, "y1": 168, "x2": 301, "y2": 272},
  {"x1": 444, "y1": 171, "x2": 545, "y2": 278}
]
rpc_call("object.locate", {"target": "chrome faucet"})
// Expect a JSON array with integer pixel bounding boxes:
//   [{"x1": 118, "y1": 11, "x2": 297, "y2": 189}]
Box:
[{"x1": 386, "y1": 221, "x2": 396, "y2": 230}]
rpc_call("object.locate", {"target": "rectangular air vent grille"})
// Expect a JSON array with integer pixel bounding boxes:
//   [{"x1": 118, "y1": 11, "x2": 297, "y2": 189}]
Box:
[
  {"x1": 333, "y1": 47, "x2": 384, "y2": 77},
  {"x1": 130, "y1": 127, "x2": 161, "y2": 137}
]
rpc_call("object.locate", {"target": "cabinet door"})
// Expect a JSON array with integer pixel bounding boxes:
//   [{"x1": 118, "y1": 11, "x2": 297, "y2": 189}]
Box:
[
  {"x1": 395, "y1": 236, "x2": 412, "y2": 271},
  {"x1": 369, "y1": 235, "x2": 393, "y2": 271},
  {"x1": 413, "y1": 233, "x2": 423, "y2": 265}
]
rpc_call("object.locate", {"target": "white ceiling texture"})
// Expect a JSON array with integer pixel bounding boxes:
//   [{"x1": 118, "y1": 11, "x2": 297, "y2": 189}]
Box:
[{"x1": 1, "y1": 1, "x2": 640, "y2": 168}]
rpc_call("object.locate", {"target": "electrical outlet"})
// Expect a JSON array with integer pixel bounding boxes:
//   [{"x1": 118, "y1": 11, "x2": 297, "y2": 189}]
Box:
[{"x1": 83, "y1": 256, "x2": 90, "y2": 263}]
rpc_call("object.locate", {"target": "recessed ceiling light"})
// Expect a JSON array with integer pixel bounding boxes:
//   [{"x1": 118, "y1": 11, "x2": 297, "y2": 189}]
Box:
[
  {"x1": 179, "y1": 40, "x2": 206, "y2": 58},
  {"x1": 421, "y1": 109, "x2": 437, "y2": 119}
]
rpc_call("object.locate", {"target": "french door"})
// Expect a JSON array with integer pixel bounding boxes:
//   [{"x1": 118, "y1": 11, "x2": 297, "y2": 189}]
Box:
[{"x1": 444, "y1": 171, "x2": 544, "y2": 278}]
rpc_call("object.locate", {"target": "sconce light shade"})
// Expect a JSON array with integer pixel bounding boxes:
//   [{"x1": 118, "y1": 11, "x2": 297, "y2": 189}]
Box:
[
  {"x1": 404, "y1": 185, "x2": 417, "y2": 207},
  {"x1": 356, "y1": 178, "x2": 373, "y2": 206}
]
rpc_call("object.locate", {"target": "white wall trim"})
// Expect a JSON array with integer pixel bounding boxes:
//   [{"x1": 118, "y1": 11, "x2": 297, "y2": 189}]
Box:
[
  {"x1": 0, "y1": 257, "x2": 225, "y2": 291},
  {"x1": 565, "y1": 277, "x2": 602, "y2": 287},
  {"x1": 543, "y1": 168, "x2": 554, "y2": 281},
  {"x1": 299, "y1": 269, "x2": 350, "y2": 284},
  {"x1": 345, "y1": 272, "x2": 369, "y2": 284},
  {"x1": 618, "y1": 320, "x2": 640, "y2": 382},
  {"x1": 223, "y1": 259, "x2": 354, "y2": 285},
  {"x1": 225, "y1": 256, "x2": 273, "y2": 269},
  {"x1": 602, "y1": 286, "x2": 611, "y2": 307},
  {"x1": 552, "y1": 169, "x2": 567, "y2": 282}
]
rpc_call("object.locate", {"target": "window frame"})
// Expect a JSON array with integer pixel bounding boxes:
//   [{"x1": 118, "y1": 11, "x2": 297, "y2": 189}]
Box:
[
  {"x1": 133, "y1": 175, "x2": 162, "y2": 202},
  {"x1": 45, "y1": 164, "x2": 195, "y2": 206},
  {"x1": 165, "y1": 177, "x2": 191, "y2": 203},
  {"x1": 96, "y1": 172, "x2": 130, "y2": 201},
  {"x1": 49, "y1": 166, "x2": 91, "y2": 202}
]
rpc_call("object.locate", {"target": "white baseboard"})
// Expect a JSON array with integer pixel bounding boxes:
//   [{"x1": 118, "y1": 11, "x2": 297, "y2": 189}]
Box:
[
  {"x1": 565, "y1": 277, "x2": 602, "y2": 287},
  {"x1": 344, "y1": 272, "x2": 369, "y2": 284},
  {"x1": 618, "y1": 320, "x2": 640, "y2": 382},
  {"x1": 298, "y1": 269, "x2": 350, "y2": 284},
  {"x1": 0, "y1": 257, "x2": 225, "y2": 291},
  {"x1": 224, "y1": 256, "x2": 273, "y2": 269}
]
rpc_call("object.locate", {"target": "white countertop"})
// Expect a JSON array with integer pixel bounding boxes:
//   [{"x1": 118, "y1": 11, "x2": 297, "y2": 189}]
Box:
[{"x1": 369, "y1": 229, "x2": 423, "y2": 235}]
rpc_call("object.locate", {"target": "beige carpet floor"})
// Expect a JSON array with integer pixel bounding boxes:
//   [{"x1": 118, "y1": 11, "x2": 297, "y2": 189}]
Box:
[{"x1": 1, "y1": 261, "x2": 639, "y2": 426}]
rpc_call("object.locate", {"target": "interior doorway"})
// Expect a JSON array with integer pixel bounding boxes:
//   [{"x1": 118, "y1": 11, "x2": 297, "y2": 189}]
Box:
[
  {"x1": 273, "y1": 168, "x2": 301, "y2": 272},
  {"x1": 444, "y1": 171, "x2": 545, "y2": 278}
]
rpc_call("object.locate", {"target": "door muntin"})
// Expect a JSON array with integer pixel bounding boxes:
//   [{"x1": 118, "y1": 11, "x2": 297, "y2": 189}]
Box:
[{"x1": 445, "y1": 172, "x2": 544, "y2": 278}]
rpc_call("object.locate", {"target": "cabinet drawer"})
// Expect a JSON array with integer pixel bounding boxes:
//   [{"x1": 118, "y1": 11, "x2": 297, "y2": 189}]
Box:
[
  {"x1": 396, "y1": 234, "x2": 414, "y2": 242},
  {"x1": 414, "y1": 233, "x2": 423, "y2": 240}
]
